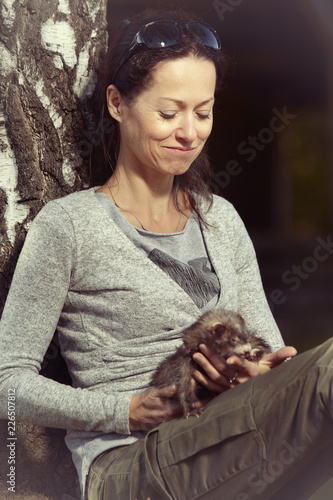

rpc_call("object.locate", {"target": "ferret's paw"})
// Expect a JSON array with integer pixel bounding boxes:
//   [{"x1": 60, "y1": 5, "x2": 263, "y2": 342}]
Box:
[
  {"x1": 185, "y1": 406, "x2": 204, "y2": 418},
  {"x1": 248, "y1": 348, "x2": 264, "y2": 363},
  {"x1": 250, "y1": 347, "x2": 261, "y2": 356}
]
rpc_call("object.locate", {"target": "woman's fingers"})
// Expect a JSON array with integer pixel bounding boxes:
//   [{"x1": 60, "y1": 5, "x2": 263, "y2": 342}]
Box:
[
  {"x1": 260, "y1": 346, "x2": 297, "y2": 368},
  {"x1": 226, "y1": 355, "x2": 263, "y2": 378},
  {"x1": 191, "y1": 363, "x2": 230, "y2": 393},
  {"x1": 192, "y1": 345, "x2": 239, "y2": 392},
  {"x1": 197, "y1": 344, "x2": 299, "y2": 390},
  {"x1": 192, "y1": 341, "x2": 293, "y2": 393},
  {"x1": 129, "y1": 385, "x2": 182, "y2": 431}
]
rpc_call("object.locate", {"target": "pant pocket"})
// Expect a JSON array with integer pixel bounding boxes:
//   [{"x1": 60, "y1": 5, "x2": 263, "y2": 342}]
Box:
[{"x1": 156, "y1": 380, "x2": 265, "y2": 500}]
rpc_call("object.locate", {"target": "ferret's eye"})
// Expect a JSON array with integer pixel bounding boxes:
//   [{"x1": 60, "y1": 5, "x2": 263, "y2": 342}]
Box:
[{"x1": 229, "y1": 338, "x2": 237, "y2": 345}]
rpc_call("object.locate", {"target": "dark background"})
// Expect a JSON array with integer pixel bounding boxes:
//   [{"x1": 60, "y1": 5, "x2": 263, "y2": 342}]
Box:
[{"x1": 107, "y1": 0, "x2": 333, "y2": 351}]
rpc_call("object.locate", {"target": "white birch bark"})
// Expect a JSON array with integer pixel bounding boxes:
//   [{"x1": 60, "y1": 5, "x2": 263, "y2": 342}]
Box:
[{"x1": 0, "y1": 0, "x2": 108, "y2": 312}]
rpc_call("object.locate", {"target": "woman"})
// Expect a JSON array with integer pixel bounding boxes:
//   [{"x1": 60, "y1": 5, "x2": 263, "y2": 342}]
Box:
[{"x1": 0, "y1": 9, "x2": 332, "y2": 500}]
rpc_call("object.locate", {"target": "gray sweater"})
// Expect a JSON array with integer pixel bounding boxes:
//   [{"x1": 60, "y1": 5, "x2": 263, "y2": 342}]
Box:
[{"x1": 0, "y1": 188, "x2": 284, "y2": 495}]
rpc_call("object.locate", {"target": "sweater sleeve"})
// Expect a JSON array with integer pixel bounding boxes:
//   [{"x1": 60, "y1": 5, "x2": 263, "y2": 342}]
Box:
[
  {"x1": 0, "y1": 202, "x2": 131, "y2": 435},
  {"x1": 226, "y1": 204, "x2": 285, "y2": 352}
]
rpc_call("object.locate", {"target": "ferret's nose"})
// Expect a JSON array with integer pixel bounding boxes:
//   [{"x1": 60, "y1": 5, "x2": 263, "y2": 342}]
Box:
[{"x1": 234, "y1": 343, "x2": 252, "y2": 357}]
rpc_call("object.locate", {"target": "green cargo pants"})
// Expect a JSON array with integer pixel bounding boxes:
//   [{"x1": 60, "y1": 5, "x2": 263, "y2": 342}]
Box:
[{"x1": 87, "y1": 337, "x2": 333, "y2": 500}]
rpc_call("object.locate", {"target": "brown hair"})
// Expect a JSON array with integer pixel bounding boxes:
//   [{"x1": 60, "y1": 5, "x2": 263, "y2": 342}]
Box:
[{"x1": 90, "y1": 9, "x2": 228, "y2": 221}]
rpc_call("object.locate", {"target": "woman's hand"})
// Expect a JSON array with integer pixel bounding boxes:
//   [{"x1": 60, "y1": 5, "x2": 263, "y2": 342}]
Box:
[
  {"x1": 192, "y1": 344, "x2": 297, "y2": 394},
  {"x1": 129, "y1": 385, "x2": 182, "y2": 431}
]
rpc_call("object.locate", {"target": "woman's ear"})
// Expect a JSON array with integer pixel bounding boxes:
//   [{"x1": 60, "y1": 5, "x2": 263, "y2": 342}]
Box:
[{"x1": 106, "y1": 85, "x2": 124, "y2": 122}]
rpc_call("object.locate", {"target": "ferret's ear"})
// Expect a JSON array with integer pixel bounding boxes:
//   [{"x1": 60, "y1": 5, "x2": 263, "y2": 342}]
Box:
[{"x1": 211, "y1": 323, "x2": 226, "y2": 335}]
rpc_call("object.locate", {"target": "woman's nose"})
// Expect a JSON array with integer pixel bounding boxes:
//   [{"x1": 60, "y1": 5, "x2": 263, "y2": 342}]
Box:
[{"x1": 176, "y1": 115, "x2": 198, "y2": 143}]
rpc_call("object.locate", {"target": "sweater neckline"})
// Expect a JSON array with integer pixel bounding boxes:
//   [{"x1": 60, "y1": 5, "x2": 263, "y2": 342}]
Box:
[
  {"x1": 89, "y1": 187, "x2": 225, "y2": 311},
  {"x1": 95, "y1": 190, "x2": 195, "y2": 237}
]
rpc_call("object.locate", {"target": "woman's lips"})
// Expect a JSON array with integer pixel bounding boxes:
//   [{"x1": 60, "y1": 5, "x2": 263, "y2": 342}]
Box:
[{"x1": 165, "y1": 146, "x2": 196, "y2": 156}]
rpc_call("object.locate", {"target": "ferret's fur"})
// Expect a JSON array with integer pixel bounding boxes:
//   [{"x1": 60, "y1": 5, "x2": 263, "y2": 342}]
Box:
[{"x1": 150, "y1": 309, "x2": 271, "y2": 417}]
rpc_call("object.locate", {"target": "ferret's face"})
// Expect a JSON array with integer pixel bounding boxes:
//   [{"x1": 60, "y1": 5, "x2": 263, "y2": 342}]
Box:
[
  {"x1": 214, "y1": 327, "x2": 252, "y2": 359},
  {"x1": 208, "y1": 311, "x2": 252, "y2": 358},
  {"x1": 183, "y1": 309, "x2": 253, "y2": 359}
]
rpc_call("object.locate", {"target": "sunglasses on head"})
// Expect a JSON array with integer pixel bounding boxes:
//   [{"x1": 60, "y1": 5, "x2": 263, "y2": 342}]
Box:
[
  {"x1": 113, "y1": 20, "x2": 221, "y2": 82},
  {"x1": 130, "y1": 20, "x2": 221, "y2": 52}
]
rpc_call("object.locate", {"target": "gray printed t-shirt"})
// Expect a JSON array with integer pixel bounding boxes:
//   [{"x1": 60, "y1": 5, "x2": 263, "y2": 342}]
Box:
[{"x1": 96, "y1": 192, "x2": 220, "y2": 311}]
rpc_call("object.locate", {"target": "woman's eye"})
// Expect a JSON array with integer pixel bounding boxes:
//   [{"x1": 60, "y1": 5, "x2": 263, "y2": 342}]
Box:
[
  {"x1": 159, "y1": 112, "x2": 176, "y2": 120},
  {"x1": 159, "y1": 111, "x2": 212, "y2": 120},
  {"x1": 197, "y1": 112, "x2": 211, "y2": 120}
]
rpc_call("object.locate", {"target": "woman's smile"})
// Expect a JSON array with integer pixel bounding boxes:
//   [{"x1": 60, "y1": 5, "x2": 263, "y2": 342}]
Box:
[{"x1": 164, "y1": 145, "x2": 197, "y2": 156}]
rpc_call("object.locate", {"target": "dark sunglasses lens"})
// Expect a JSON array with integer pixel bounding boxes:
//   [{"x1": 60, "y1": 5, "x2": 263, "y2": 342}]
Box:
[
  {"x1": 189, "y1": 22, "x2": 221, "y2": 50},
  {"x1": 140, "y1": 21, "x2": 182, "y2": 48}
]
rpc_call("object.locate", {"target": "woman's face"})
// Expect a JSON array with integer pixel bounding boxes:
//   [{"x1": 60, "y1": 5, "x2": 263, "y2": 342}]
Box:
[{"x1": 110, "y1": 56, "x2": 216, "y2": 179}]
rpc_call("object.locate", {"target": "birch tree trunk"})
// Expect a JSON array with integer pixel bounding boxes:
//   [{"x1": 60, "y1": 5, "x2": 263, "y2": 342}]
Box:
[
  {"x1": 0, "y1": 1, "x2": 108, "y2": 498},
  {"x1": 0, "y1": 0, "x2": 108, "y2": 312}
]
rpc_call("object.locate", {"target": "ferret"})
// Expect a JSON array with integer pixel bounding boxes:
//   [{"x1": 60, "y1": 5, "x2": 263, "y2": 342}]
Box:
[{"x1": 150, "y1": 309, "x2": 271, "y2": 417}]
